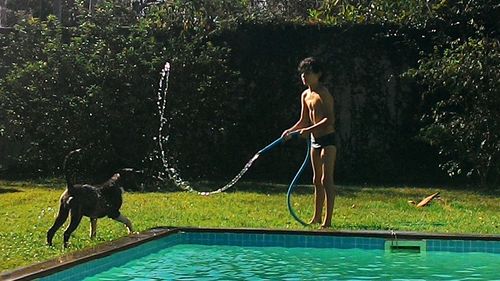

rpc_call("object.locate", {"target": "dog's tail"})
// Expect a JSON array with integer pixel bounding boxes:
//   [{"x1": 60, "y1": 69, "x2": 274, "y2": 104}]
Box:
[{"x1": 63, "y1": 149, "x2": 82, "y2": 192}]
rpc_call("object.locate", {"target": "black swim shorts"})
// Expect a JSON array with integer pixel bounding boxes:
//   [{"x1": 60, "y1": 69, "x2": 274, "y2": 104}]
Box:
[{"x1": 311, "y1": 132, "x2": 336, "y2": 149}]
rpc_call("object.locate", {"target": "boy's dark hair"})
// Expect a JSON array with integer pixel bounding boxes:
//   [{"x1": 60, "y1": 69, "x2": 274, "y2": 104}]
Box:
[{"x1": 298, "y1": 57, "x2": 323, "y2": 75}]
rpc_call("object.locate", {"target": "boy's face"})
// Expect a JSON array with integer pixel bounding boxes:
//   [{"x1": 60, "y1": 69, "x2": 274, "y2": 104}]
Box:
[{"x1": 300, "y1": 70, "x2": 321, "y2": 86}]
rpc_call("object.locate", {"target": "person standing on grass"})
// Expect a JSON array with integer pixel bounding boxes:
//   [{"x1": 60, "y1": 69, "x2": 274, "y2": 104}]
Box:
[{"x1": 282, "y1": 57, "x2": 337, "y2": 228}]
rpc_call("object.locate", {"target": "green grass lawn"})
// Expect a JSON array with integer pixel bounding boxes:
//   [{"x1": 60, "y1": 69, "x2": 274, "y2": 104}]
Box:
[{"x1": 0, "y1": 180, "x2": 498, "y2": 272}]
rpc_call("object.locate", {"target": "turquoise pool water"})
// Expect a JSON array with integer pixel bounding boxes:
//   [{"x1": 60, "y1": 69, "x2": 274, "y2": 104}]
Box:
[
  {"x1": 38, "y1": 231, "x2": 500, "y2": 281},
  {"x1": 76, "y1": 244, "x2": 498, "y2": 280}
]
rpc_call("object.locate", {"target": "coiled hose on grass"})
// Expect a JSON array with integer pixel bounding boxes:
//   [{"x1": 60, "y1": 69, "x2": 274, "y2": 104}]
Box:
[
  {"x1": 258, "y1": 132, "x2": 310, "y2": 226},
  {"x1": 286, "y1": 138, "x2": 310, "y2": 226}
]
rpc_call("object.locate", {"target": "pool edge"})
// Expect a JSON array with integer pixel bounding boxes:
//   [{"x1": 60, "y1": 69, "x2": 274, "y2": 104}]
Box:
[
  {"x1": 0, "y1": 227, "x2": 178, "y2": 281},
  {"x1": 2, "y1": 227, "x2": 499, "y2": 281}
]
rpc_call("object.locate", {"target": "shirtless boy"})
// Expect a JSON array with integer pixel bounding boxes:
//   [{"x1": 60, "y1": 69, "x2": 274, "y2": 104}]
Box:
[{"x1": 282, "y1": 57, "x2": 336, "y2": 228}]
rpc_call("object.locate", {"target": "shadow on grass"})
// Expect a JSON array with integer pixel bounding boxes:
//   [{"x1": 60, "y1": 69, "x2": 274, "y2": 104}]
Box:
[
  {"x1": 228, "y1": 182, "x2": 425, "y2": 199},
  {"x1": 351, "y1": 184, "x2": 500, "y2": 198},
  {"x1": 159, "y1": 181, "x2": 423, "y2": 198},
  {"x1": 187, "y1": 181, "x2": 500, "y2": 201},
  {"x1": 0, "y1": 186, "x2": 22, "y2": 194},
  {"x1": 218, "y1": 181, "x2": 367, "y2": 196}
]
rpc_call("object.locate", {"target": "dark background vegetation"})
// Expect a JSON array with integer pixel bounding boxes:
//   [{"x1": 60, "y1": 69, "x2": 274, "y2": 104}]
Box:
[{"x1": 0, "y1": 0, "x2": 498, "y2": 188}]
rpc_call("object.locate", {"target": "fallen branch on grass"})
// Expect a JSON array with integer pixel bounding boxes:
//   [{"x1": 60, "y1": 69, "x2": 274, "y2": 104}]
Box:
[{"x1": 416, "y1": 192, "x2": 440, "y2": 207}]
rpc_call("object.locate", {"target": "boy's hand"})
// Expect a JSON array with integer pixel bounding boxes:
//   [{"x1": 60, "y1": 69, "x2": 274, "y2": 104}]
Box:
[
  {"x1": 299, "y1": 129, "x2": 310, "y2": 137},
  {"x1": 281, "y1": 129, "x2": 292, "y2": 140}
]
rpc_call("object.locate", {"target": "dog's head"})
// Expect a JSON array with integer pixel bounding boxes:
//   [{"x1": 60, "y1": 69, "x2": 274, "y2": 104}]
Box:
[
  {"x1": 115, "y1": 168, "x2": 144, "y2": 190},
  {"x1": 101, "y1": 172, "x2": 122, "y2": 189},
  {"x1": 111, "y1": 173, "x2": 121, "y2": 182}
]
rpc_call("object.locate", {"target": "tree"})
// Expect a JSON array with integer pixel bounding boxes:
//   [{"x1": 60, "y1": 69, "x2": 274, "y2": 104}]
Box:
[
  {"x1": 1, "y1": 0, "x2": 59, "y2": 26},
  {"x1": 408, "y1": 38, "x2": 500, "y2": 185}
]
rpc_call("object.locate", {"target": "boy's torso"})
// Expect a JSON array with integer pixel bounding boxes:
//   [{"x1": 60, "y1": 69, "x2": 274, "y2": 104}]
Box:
[{"x1": 305, "y1": 88, "x2": 335, "y2": 137}]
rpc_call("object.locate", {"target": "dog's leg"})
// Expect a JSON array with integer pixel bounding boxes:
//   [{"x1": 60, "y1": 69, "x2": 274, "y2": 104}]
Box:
[
  {"x1": 113, "y1": 214, "x2": 134, "y2": 234},
  {"x1": 47, "y1": 203, "x2": 70, "y2": 246},
  {"x1": 63, "y1": 209, "x2": 83, "y2": 248},
  {"x1": 90, "y1": 218, "x2": 97, "y2": 239}
]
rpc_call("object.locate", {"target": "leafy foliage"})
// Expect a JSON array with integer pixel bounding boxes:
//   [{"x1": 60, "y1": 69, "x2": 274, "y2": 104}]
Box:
[
  {"x1": 308, "y1": 0, "x2": 498, "y2": 29},
  {"x1": 1, "y1": 0, "x2": 499, "y2": 187},
  {"x1": 0, "y1": 0, "x2": 238, "y2": 181},
  {"x1": 408, "y1": 38, "x2": 500, "y2": 185},
  {"x1": 307, "y1": 0, "x2": 499, "y2": 185},
  {"x1": 2, "y1": 0, "x2": 74, "y2": 26}
]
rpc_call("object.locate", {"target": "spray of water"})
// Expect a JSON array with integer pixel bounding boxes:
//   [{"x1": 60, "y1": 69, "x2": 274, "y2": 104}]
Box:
[{"x1": 156, "y1": 62, "x2": 261, "y2": 195}]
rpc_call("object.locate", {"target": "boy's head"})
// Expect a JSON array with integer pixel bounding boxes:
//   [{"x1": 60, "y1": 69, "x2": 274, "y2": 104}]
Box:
[
  {"x1": 298, "y1": 57, "x2": 323, "y2": 85},
  {"x1": 298, "y1": 57, "x2": 323, "y2": 75}
]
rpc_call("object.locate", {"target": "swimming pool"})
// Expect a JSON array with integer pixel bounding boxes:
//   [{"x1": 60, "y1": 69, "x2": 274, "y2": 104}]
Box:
[{"x1": 4, "y1": 227, "x2": 500, "y2": 280}]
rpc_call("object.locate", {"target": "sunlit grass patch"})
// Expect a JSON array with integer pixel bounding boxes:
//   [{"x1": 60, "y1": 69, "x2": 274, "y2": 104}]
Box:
[{"x1": 0, "y1": 180, "x2": 498, "y2": 272}]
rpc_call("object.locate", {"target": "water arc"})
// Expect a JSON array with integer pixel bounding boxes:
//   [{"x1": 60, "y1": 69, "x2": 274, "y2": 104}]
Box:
[
  {"x1": 156, "y1": 62, "x2": 275, "y2": 195},
  {"x1": 156, "y1": 61, "x2": 311, "y2": 226}
]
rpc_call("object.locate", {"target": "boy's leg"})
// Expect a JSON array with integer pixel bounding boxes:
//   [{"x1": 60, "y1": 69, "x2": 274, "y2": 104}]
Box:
[
  {"x1": 310, "y1": 147, "x2": 325, "y2": 224},
  {"x1": 321, "y1": 146, "x2": 337, "y2": 228}
]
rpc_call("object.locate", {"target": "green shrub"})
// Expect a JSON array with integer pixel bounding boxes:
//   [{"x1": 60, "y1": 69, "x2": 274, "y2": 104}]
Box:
[
  {"x1": 0, "y1": 0, "x2": 238, "y2": 182},
  {"x1": 408, "y1": 38, "x2": 500, "y2": 185}
]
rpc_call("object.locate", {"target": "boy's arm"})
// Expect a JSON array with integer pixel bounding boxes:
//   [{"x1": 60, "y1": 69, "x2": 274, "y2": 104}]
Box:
[
  {"x1": 283, "y1": 92, "x2": 310, "y2": 136},
  {"x1": 300, "y1": 89, "x2": 334, "y2": 135}
]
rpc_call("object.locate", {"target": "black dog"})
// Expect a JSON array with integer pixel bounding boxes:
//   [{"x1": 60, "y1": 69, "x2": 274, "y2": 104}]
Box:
[{"x1": 47, "y1": 149, "x2": 134, "y2": 247}]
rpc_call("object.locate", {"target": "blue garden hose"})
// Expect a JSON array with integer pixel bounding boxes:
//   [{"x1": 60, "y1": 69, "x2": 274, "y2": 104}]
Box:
[
  {"x1": 258, "y1": 135, "x2": 288, "y2": 154},
  {"x1": 286, "y1": 139, "x2": 310, "y2": 226},
  {"x1": 258, "y1": 132, "x2": 310, "y2": 226}
]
